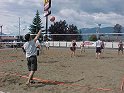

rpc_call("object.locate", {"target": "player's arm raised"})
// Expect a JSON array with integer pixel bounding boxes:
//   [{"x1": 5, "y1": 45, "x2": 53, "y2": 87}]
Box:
[{"x1": 34, "y1": 30, "x2": 42, "y2": 42}]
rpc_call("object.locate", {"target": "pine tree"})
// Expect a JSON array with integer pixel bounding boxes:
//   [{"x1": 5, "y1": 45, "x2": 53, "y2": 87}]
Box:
[{"x1": 29, "y1": 10, "x2": 43, "y2": 34}]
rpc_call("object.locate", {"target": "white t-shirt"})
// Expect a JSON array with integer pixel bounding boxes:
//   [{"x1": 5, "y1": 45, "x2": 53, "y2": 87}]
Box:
[
  {"x1": 45, "y1": 41, "x2": 50, "y2": 47},
  {"x1": 96, "y1": 40, "x2": 102, "y2": 47},
  {"x1": 36, "y1": 40, "x2": 40, "y2": 50},
  {"x1": 13, "y1": 41, "x2": 17, "y2": 45},
  {"x1": 23, "y1": 40, "x2": 37, "y2": 58}
]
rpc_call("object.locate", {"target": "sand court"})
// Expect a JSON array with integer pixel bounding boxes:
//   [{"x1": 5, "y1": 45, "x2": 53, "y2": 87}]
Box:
[{"x1": 0, "y1": 47, "x2": 124, "y2": 93}]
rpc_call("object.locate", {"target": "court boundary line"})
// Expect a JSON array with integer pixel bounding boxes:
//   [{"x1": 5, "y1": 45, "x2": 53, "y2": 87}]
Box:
[{"x1": 0, "y1": 71, "x2": 122, "y2": 92}]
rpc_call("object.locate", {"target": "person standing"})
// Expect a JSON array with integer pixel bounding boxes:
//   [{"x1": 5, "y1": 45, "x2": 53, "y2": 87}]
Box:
[
  {"x1": 70, "y1": 40, "x2": 77, "y2": 57},
  {"x1": 101, "y1": 41, "x2": 105, "y2": 53},
  {"x1": 36, "y1": 40, "x2": 41, "y2": 56},
  {"x1": 45, "y1": 40, "x2": 50, "y2": 50},
  {"x1": 118, "y1": 40, "x2": 123, "y2": 55},
  {"x1": 13, "y1": 40, "x2": 17, "y2": 50},
  {"x1": 80, "y1": 41, "x2": 85, "y2": 53},
  {"x1": 22, "y1": 30, "x2": 41, "y2": 85},
  {"x1": 96, "y1": 38, "x2": 102, "y2": 59}
]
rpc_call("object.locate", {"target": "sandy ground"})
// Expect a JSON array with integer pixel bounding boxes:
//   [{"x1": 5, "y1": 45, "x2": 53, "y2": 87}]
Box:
[{"x1": 0, "y1": 47, "x2": 124, "y2": 93}]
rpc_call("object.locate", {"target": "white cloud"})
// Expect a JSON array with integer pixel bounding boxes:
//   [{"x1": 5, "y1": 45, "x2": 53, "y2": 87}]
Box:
[
  {"x1": 93, "y1": 12, "x2": 124, "y2": 27},
  {"x1": 1, "y1": 0, "x2": 124, "y2": 35}
]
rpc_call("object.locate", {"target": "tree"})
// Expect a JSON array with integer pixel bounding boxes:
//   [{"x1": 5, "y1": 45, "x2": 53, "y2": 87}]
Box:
[
  {"x1": 29, "y1": 10, "x2": 43, "y2": 34},
  {"x1": 49, "y1": 20, "x2": 81, "y2": 41},
  {"x1": 66, "y1": 24, "x2": 81, "y2": 41},
  {"x1": 89, "y1": 35, "x2": 97, "y2": 41},
  {"x1": 113, "y1": 24, "x2": 122, "y2": 36},
  {"x1": 49, "y1": 20, "x2": 68, "y2": 41}
]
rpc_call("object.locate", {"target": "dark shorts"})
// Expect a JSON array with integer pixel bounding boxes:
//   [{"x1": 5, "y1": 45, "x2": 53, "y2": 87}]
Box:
[
  {"x1": 27, "y1": 55, "x2": 37, "y2": 71},
  {"x1": 37, "y1": 50, "x2": 39, "y2": 56},
  {"x1": 14, "y1": 45, "x2": 17, "y2": 48},
  {"x1": 118, "y1": 47, "x2": 123, "y2": 51},
  {"x1": 70, "y1": 47, "x2": 76, "y2": 51},
  {"x1": 96, "y1": 47, "x2": 101, "y2": 53},
  {"x1": 101, "y1": 46, "x2": 104, "y2": 49}
]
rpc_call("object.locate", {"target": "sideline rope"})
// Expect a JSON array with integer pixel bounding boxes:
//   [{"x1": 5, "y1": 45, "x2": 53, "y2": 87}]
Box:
[
  {"x1": 0, "y1": 60, "x2": 16, "y2": 63},
  {"x1": 0, "y1": 71, "x2": 118, "y2": 92}
]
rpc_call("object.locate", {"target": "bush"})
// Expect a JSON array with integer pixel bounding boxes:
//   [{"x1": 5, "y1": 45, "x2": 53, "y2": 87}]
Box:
[{"x1": 89, "y1": 35, "x2": 97, "y2": 41}]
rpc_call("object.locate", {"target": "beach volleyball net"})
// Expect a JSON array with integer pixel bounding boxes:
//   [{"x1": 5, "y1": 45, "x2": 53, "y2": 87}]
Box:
[{"x1": 0, "y1": 33, "x2": 124, "y2": 48}]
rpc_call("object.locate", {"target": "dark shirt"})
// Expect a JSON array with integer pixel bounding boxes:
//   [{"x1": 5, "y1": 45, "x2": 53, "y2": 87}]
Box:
[{"x1": 72, "y1": 42, "x2": 76, "y2": 47}]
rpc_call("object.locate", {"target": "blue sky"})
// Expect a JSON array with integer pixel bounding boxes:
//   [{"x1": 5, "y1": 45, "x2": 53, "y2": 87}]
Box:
[{"x1": 0, "y1": 0, "x2": 124, "y2": 35}]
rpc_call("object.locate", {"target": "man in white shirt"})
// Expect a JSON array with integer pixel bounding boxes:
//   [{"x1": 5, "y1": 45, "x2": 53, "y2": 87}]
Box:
[
  {"x1": 22, "y1": 30, "x2": 41, "y2": 85},
  {"x1": 80, "y1": 41, "x2": 85, "y2": 53},
  {"x1": 45, "y1": 40, "x2": 50, "y2": 50},
  {"x1": 96, "y1": 38, "x2": 102, "y2": 59},
  {"x1": 36, "y1": 40, "x2": 41, "y2": 56},
  {"x1": 13, "y1": 40, "x2": 17, "y2": 50}
]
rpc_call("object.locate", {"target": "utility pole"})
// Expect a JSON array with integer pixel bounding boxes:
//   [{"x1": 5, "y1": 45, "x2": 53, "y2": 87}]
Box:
[
  {"x1": 46, "y1": 16, "x2": 48, "y2": 39},
  {"x1": 96, "y1": 24, "x2": 101, "y2": 39},
  {"x1": 0, "y1": 25, "x2": 2, "y2": 42},
  {"x1": 0, "y1": 25, "x2": 3, "y2": 35},
  {"x1": 19, "y1": 17, "x2": 21, "y2": 41},
  {"x1": 0, "y1": 26, "x2": 2, "y2": 35}
]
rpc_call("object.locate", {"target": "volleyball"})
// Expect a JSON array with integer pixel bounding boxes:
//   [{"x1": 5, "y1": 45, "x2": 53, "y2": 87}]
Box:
[{"x1": 50, "y1": 16, "x2": 55, "y2": 22}]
